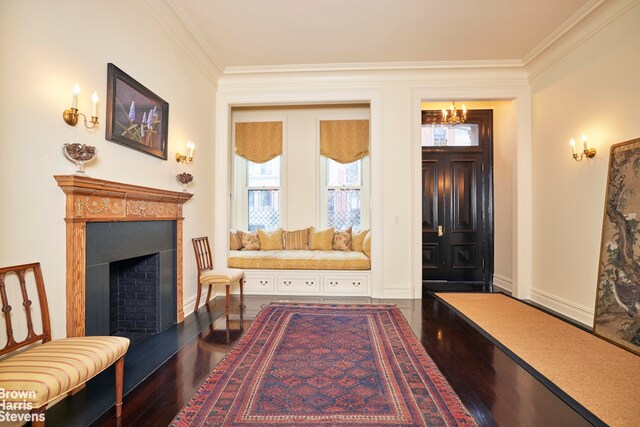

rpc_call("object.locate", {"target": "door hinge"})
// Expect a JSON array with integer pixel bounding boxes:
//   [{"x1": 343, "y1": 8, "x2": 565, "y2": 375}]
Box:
[
  {"x1": 481, "y1": 163, "x2": 485, "y2": 172},
  {"x1": 482, "y1": 257, "x2": 486, "y2": 271}
]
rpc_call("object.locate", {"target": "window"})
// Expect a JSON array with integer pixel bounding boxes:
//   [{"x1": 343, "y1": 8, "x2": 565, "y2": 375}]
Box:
[
  {"x1": 246, "y1": 157, "x2": 281, "y2": 231},
  {"x1": 421, "y1": 124, "x2": 479, "y2": 147},
  {"x1": 322, "y1": 157, "x2": 368, "y2": 229}
]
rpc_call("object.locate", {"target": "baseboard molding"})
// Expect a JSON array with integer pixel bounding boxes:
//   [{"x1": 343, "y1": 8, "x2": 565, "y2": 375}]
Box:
[
  {"x1": 382, "y1": 287, "x2": 413, "y2": 299},
  {"x1": 493, "y1": 274, "x2": 513, "y2": 293},
  {"x1": 530, "y1": 288, "x2": 594, "y2": 327}
]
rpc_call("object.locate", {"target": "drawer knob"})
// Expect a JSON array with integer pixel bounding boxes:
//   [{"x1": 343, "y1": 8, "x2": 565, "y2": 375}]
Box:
[
  {"x1": 330, "y1": 281, "x2": 337, "y2": 286},
  {"x1": 353, "y1": 281, "x2": 360, "y2": 287}
]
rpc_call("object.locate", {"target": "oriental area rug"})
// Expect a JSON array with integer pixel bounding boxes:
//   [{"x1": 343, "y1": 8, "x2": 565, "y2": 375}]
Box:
[{"x1": 171, "y1": 303, "x2": 476, "y2": 426}]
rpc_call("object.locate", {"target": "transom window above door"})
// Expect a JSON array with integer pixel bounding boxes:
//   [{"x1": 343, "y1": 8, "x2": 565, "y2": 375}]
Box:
[{"x1": 421, "y1": 124, "x2": 479, "y2": 147}]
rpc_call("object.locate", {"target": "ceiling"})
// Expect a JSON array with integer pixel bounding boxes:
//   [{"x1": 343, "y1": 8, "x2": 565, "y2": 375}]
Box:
[{"x1": 169, "y1": 0, "x2": 593, "y2": 70}]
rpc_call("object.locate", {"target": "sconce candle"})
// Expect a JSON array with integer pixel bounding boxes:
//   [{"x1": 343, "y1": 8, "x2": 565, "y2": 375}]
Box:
[
  {"x1": 582, "y1": 134, "x2": 588, "y2": 151},
  {"x1": 91, "y1": 92, "x2": 99, "y2": 118},
  {"x1": 72, "y1": 83, "x2": 80, "y2": 109},
  {"x1": 570, "y1": 138, "x2": 577, "y2": 156},
  {"x1": 188, "y1": 140, "x2": 195, "y2": 158}
]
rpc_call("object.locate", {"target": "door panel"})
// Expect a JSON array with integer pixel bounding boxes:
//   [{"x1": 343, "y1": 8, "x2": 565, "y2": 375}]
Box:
[
  {"x1": 421, "y1": 160, "x2": 438, "y2": 231},
  {"x1": 451, "y1": 160, "x2": 476, "y2": 232}
]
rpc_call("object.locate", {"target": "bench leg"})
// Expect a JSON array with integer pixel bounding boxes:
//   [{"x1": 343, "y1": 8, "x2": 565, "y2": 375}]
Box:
[
  {"x1": 225, "y1": 284, "x2": 230, "y2": 321},
  {"x1": 115, "y1": 356, "x2": 124, "y2": 418},
  {"x1": 31, "y1": 405, "x2": 46, "y2": 427}
]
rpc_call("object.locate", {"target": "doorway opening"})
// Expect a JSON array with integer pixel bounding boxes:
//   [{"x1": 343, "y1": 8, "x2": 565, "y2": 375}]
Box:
[{"x1": 421, "y1": 109, "x2": 494, "y2": 292}]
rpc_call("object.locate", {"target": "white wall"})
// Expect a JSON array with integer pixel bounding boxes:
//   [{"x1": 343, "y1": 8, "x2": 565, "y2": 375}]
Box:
[
  {"x1": 0, "y1": 0, "x2": 218, "y2": 339},
  {"x1": 216, "y1": 70, "x2": 530, "y2": 299},
  {"x1": 528, "y1": 2, "x2": 640, "y2": 324}
]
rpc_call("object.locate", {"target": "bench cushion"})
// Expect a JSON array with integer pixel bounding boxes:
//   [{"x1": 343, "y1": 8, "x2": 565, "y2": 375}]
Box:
[
  {"x1": 228, "y1": 250, "x2": 370, "y2": 270},
  {"x1": 0, "y1": 336, "x2": 129, "y2": 407}
]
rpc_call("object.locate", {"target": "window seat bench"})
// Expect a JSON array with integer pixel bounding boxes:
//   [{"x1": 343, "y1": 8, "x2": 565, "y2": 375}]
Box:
[{"x1": 228, "y1": 250, "x2": 371, "y2": 296}]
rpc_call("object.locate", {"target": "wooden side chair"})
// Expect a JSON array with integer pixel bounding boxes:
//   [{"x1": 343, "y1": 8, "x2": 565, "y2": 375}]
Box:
[
  {"x1": 192, "y1": 236, "x2": 244, "y2": 319},
  {"x1": 0, "y1": 263, "x2": 129, "y2": 426}
]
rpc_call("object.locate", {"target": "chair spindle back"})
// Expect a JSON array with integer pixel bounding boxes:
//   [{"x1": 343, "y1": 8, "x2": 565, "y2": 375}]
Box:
[
  {"x1": 192, "y1": 237, "x2": 213, "y2": 273},
  {"x1": 0, "y1": 263, "x2": 51, "y2": 356}
]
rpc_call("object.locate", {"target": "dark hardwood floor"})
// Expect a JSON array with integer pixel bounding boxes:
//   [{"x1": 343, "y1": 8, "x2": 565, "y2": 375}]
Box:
[{"x1": 61, "y1": 293, "x2": 591, "y2": 427}]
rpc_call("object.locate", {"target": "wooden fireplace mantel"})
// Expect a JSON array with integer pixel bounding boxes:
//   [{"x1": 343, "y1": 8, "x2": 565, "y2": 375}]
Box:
[{"x1": 55, "y1": 175, "x2": 193, "y2": 338}]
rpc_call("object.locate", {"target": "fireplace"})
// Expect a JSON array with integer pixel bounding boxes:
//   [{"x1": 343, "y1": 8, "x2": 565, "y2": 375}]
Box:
[
  {"x1": 56, "y1": 175, "x2": 192, "y2": 338},
  {"x1": 85, "y1": 221, "x2": 177, "y2": 339}
]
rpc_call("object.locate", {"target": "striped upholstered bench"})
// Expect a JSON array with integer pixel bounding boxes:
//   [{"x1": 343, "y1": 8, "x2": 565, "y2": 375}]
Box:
[{"x1": 0, "y1": 263, "x2": 129, "y2": 426}]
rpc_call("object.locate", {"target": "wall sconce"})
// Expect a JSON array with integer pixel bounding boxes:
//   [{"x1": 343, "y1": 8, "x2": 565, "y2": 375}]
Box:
[
  {"x1": 62, "y1": 83, "x2": 99, "y2": 129},
  {"x1": 570, "y1": 134, "x2": 596, "y2": 161},
  {"x1": 176, "y1": 141, "x2": 195, "y2": 164}
]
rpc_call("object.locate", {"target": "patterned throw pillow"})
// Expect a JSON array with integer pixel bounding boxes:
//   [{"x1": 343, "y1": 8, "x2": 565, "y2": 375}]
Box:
[
  {"x1": 332, "y1": 227, "x2": 352, "y2": 251},
  {"x1": 230, "y1": 230, "x2": 243, "y2": 250},
  {"x1": 284, "y1": 228, "x2": 310, "y2": 250},
  {"x1": 363, "y1": 231, "x2": 371, "y2": 258},
  {"x1": 351, "y1": 228, "x2": 369, "y2": 252},
  {"x1": 309, "y1": 227, "x2": 334, "y2": 251},
  {"x1": 258, "y1": 229, "x2": 284, "y2": 251},
  {"x1": 237, "y1": 230, "x2": 260, "y2": 250}
]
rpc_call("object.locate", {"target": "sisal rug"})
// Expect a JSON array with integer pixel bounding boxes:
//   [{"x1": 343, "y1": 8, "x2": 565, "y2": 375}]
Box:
[
  {"x1": 172, "y1": 303, "x2": 476, "y2": 426},
  {"x1": 436, "y1": 293, "x2": 640, "y2": 427}
]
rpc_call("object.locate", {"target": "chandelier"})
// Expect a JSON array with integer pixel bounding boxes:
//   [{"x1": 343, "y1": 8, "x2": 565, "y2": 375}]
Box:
[{"x1": 441, "y1": 103, "x2": 467, "y2": 126}]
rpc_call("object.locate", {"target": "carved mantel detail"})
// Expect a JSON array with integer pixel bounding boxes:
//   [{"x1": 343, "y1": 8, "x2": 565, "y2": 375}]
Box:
[{"x1": 55, "y1": 175, "x2": 193, "y2": 338}]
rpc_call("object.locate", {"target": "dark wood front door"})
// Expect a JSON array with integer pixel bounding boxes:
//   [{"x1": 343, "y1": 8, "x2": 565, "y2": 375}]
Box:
[{"x1": 421, "y1": 109, "x2": 493, "y2": 291}]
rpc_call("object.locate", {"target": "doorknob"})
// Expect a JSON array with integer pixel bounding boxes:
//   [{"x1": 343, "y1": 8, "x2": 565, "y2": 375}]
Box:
[{"x1": 438, "y1": 225, "x2": 444, "y2": 237}]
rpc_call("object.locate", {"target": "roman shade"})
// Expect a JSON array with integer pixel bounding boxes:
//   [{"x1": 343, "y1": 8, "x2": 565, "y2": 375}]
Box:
[
  {"x1": 235, "y1": 121, "x2": 283, "y2": 163},
  {"x1": 320, "y1": 119, "x2": 369, "y2": 164}
]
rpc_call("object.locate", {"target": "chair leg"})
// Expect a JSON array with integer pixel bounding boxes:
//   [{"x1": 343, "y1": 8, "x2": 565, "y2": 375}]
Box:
[
  {"x1": 225, "y1": 284, "x2": 231, "y2": 321},
  {"x1": 239, "y1": 277, "x2": 244, "y2": 330},
  {"x1": 30, "y1": 405, "x2": 46, "y2": 427},
  {"x1": 194, "y1": 282, "x2": 202, "y2": 313},
  {"x1": 115, "y1": 356, "x2": 124, "y2": 417},
  {"x1": 206, "y1": 284, "x2": 213, "y2": 304}
]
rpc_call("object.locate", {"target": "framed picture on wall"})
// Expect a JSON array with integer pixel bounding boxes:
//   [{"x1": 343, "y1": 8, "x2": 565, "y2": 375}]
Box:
[
  {"x1": 105, "y1": 63, "x2": 169, "y2": 160},
  {"x1": 594, "y1": 137, "x2": 640, "y2": 355}
]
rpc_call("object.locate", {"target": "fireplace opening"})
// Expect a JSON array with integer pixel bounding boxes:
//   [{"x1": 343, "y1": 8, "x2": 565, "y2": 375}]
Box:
[{"x1": 109, "y1": 253, "x2": 160, "y2": 340}]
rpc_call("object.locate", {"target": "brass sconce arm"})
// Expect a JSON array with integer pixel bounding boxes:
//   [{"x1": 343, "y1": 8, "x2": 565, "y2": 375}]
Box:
[{"x1": 63, "y1": 108, "x2": 99, "y2": 129}]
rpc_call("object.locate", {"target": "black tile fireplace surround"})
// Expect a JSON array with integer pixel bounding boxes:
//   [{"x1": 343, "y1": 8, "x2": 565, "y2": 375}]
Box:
[{"x1": 85, "y1": 221, "x2": 177, "y2": 338}]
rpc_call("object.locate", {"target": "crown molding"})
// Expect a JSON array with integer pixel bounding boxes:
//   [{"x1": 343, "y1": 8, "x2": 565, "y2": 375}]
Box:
[
  {"x1": 523, "y1": 0, "x2": 606, "y2": 65},
  {"x1": 526, "y1": 0, "x2": 640, "y2": 79},
  {"x1": 143, "y1": 0, "x2": 223, "y2": 84},
  {"x1": 223, "y1": 59, "x2": 524, "y2": 75}
]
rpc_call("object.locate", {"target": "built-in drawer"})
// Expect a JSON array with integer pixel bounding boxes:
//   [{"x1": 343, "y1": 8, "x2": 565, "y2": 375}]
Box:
[
  {"x1": 323, "y1": 274, "x2": 369, "y2": 295},
  {"x1": 243, "y1": 273, "x2": 276, "y2": 294},
  {"x1": 276, "y1": 273, "x2": 321, "y2": 294}
]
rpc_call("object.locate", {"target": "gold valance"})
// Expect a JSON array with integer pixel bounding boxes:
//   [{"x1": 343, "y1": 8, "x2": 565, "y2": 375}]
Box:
[
  {"x1": 320, "y1": 119, "x2": 369, "y2": 164},
  {"x1": 235, "y1": 121, "x2": 283, "y2": 163}
]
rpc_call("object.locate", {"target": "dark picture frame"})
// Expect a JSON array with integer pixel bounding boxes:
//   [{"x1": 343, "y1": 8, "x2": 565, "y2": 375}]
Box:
[
  {"x1": 594, "y1": 137, "x2": 640, "y2": 355},
  {"x1": 105, "y1": 63, "x2": 168, "y2": 160}
]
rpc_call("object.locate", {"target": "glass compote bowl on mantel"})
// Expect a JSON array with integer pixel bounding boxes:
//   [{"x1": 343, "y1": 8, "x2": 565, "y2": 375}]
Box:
[
  {"x1": 62, "y1": 143, "x2": 97, "y2": 175},
  {"x1": 176, "y1": 172, "x2": 193, "y2": 192}
]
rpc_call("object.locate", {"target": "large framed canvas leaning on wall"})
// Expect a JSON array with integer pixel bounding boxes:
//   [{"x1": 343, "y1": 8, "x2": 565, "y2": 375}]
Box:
[{"x1": 594, "y1": 137, "x2": 640, "y2": 355}]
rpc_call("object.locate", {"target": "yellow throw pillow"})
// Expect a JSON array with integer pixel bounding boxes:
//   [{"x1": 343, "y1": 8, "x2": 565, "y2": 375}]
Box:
[
  {"x1": 363, "y1": 231, "x2": 371, "y2": 258},
  {"x1": 351, "y1": 228, "x2": 369, "y2": 252},
  {"x1": 230, "y1": 230, "x2": 243, "y2": 250},
  {"x1": 332, "y1": 227, "x2": 352, "y2": 251},
  {"x1": 309, "y1": 227, "x2": 334, "y2": 251},
  {"x1": 258, "y1": 228, "x2": 284, "y2": 251},
  {"x1": 284, "y1": 228, "x2": 310, "y2": 250},
  {"x1": 237, "y1": 230, "x2": 260, "y2": 250}
]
